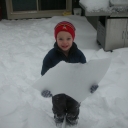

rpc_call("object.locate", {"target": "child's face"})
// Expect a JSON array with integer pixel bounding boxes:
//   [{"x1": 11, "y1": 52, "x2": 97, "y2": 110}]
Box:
[{"x1": 56, "y1": 31, "x2": 73, "y2": 52}]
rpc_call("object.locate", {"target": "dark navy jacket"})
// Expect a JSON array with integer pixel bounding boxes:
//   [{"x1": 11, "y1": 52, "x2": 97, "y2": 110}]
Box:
[{"x1": 41, "y1": 42, "x2": 86, "y2": 76}]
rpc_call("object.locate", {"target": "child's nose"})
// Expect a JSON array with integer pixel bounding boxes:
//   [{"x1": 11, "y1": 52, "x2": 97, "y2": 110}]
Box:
[{"x1": 62, "y1": 40, "x2": 67, "y2": 44}]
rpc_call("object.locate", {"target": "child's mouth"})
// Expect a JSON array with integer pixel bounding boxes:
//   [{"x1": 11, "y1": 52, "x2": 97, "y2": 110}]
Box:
[{"x1": 62, "y1": 46, "x2": 68, "y2": 48}]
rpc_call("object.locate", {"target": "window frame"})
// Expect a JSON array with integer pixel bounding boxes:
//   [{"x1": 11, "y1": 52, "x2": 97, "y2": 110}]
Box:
[{"x1": 6, "y1": 0, "x2": 72, "y2": 19}]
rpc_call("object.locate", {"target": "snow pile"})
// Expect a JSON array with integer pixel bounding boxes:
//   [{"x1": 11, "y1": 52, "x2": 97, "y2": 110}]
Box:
[
  {"x1": 0, "y1": 16, "x2": 128, "y2": 128},
  {"x1": 80, "y1": 0, "x2": 128, "y2": 12},
  {"x1": 80, "y1": 0, "x2": 110, "y2": 11},
  {"x1": 80, "y1": 48, "x2": 128, "y2": 128},
  {"x1": 110, "y1": 0, "x2": 128, "y2": 6}
]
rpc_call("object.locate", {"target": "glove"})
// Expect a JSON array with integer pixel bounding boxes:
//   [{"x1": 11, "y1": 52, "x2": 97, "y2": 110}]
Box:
[
  {"x1": 90, "y1": 85, "x2": 99, "y2": 93},
  {"x1": 41, "y1": 90, "x2": 53, "y2": 98}
]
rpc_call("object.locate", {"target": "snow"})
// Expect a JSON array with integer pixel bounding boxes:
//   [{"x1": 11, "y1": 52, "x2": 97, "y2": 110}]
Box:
[
  {"x1": 80, "y1": 0, "x2": 110, "y2": 11},
  {"x1": 0, "y1": 15, "x2": 128, "y2": 128},
  {"x1": 33, "y1": 58, "x2": 111, "y2": 102},
  {"x1": 110, "y1": 0, "x2": 128, "y2": 6},
  {"x1": 80, "y1": 0, "x2": 128, "y2": 12}
]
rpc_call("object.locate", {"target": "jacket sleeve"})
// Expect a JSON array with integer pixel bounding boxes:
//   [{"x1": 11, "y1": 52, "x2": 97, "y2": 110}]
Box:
[
  {"x1": 41, "y1": 54, "x2": 52, "y2": 76},
  {"x1": 80, "y1": 51, "x2": 86, "y2": 63}
]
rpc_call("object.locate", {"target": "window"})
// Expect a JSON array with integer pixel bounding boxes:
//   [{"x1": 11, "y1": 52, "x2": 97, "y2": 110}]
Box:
[
  {"x1": 6, "y1": 0, "x2": 72, "y2": 19},
  {"x1": 39, "y1": 0, "x2": 66, "y2": 10},
  {"x1": 12, "y1": 0, "x2": 37, "y2": 11}
]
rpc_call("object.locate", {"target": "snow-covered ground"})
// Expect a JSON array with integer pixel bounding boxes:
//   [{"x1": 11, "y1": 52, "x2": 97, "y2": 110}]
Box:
[{"x1": 0, "y1": 15, "x2": 128, "y2": 128}]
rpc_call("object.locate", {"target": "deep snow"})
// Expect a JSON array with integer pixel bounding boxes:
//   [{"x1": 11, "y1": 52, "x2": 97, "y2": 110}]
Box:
[{"x1": 0, "y1": 15, "x2": 128, "y2": 128}]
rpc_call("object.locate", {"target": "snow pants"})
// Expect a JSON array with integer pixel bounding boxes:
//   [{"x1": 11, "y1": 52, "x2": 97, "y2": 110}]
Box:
[{"x1": 52, "y1": 94, "x2": 80, "y2": 125}]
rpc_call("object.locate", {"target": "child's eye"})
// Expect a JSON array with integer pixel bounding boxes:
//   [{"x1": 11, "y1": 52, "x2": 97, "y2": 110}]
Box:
[
  {"x1": 59, "y1": 38, "x2": 63, "y2": 41},
  {"x1": 67, "y1": 38, "x2": 71, "y2": 41}
]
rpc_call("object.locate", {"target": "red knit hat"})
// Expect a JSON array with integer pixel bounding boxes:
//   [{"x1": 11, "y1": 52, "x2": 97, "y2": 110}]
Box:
[{"x1": 54, "y1": 21, "x2": 76, "y2": 40}]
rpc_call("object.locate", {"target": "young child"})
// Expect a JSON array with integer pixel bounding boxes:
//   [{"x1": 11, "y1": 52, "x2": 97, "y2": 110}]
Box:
[
  {"x1": 41, "y1": 21, "x2": 86, "y2": 76},
  {"x1": 41, "y1": 21, "x2": 98, "y2": 128}
]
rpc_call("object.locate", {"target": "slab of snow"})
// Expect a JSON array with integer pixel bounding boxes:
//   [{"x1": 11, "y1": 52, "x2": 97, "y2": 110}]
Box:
[{"x1": 33, "y1": 58, "x2": 111, "y2": 102}]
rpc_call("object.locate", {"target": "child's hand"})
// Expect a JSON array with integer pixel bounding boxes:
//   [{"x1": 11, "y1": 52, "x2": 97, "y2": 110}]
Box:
[
  {"x1": 90, "y1": 85, "x2": 99, "y2": 93},
  {"x1": 41, "y1": 90, "x2": 53, "y2": 97}
]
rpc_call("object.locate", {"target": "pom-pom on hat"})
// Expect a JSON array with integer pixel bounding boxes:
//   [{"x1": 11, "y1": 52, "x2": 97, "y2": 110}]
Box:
[{"x1": 54, "y1": 21, "x2": 76, "y2": 40}]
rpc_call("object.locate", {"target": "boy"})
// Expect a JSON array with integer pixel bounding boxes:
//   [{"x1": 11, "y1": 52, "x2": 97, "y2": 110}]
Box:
[
  {"x1": 41, "y1": 21, "x2": 98, "y2": 128},
  {"x1": 41, "y1": 21, "x2": 86, "y2": 76}
]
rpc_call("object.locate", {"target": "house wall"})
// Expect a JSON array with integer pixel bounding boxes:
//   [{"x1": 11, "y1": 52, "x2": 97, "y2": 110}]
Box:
[{"x1": 1, "y1": 0, "x2": 7, "y2": 19}]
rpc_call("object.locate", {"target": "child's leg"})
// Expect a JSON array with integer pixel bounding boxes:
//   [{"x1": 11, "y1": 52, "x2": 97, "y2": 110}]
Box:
[
  {"x1": 52, "y1": 94, "x2": 67, "y2": 124},
  {"x1": 66, "y1": 95, "x2": 80, "y2": 125}
]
